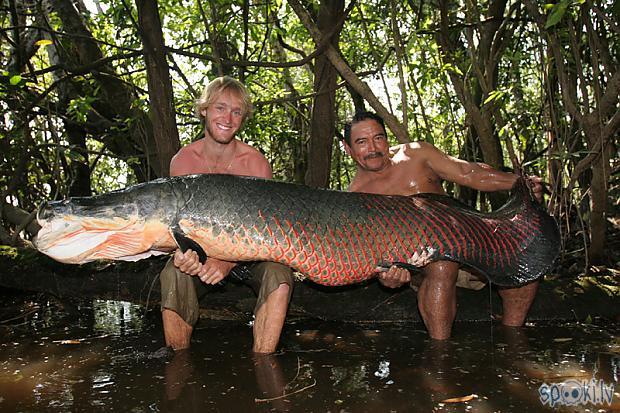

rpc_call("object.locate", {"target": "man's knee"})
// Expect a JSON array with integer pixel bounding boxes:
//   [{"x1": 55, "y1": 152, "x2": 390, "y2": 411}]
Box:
[
  {"x1": 269, "y1": 283, "x2": 290, "y2": 301},
  {"x1": 251, "y1": 262, "x2": 294, "y2": 313},
  {"x1": 498, "y1": 280, "x2": 539, "y2": 302},
  {"x1": 498, "y1": 281, "x2": 539, "y2": 326},
  {"x1": 422, "y1": 261, "x2": 460, "y2": 285},
  {"x1": 160, "y1": 258, "x2": 201, "y2": 326}
]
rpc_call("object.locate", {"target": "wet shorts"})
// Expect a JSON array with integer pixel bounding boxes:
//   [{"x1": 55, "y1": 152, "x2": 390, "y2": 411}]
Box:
[{"x1": 159, "y1": 259, "x2": 294, "y2": 326}]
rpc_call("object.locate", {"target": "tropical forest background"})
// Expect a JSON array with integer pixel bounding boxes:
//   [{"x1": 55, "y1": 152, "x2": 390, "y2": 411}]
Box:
[{"x1": 1, "y1": 0, "x2": 618, "y2": 273}]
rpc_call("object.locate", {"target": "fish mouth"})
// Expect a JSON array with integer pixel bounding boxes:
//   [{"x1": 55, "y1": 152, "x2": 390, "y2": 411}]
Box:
[
  {"x1": 35, "y1": 213, "x2": 127, "y2": 263},
  {"x1": 34, "y1": 211, "x2": 172, "y2": 264}
]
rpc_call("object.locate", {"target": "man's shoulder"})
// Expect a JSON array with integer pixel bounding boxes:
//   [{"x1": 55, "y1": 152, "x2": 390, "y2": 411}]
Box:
[
  {"x1": 237, "y1": 139, "x2": 262, "y2": 153},
  {"x1": 390, "y1": 141, "x2": 433, "y2": 157},
  {"x1": 237, "y1": 140, "x2": 269, "y2": 161},
  {"x1": 233, "y1": 140, "x2": 272, "y2": 178},
  {"x1": 174, "y1": 139, "x2": 202, "y2": 158},
  {"x1": 170, "y1": 139, "x2": 204, "y2": 176}
]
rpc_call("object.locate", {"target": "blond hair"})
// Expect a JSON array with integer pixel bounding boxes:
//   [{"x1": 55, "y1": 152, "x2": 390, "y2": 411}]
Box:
[{"x1": 194, "y1": 76, "x2": 253, "y2": 124}]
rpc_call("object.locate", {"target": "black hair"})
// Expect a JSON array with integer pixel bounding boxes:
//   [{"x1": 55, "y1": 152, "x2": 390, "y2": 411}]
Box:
[{"x1": 343, "y1": 111, "x2": 386, "y2": 146}]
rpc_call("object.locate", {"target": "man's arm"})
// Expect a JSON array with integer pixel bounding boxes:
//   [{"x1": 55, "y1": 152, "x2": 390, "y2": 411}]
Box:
[
  {"x1": 419, "y1": 142, "x2": 516, "y2": 191},
  {"x1": 245, "y1": 155, "x2": 272, "y2": 180},
  {"x1": 418, "y1": 142, "x2": 543, "y2": 199},
  {"x1": 236, "y1": 144, "x2": 273, "y2": 179}
]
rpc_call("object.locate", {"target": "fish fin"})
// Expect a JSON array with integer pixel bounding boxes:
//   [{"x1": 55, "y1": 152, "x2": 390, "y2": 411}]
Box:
[
  {"x1": 117, "y1": 250, "x2": 169, "y2": 261},
  {"x1": 229, "y1": 263, "x2": 255, "y2": 282},
  {"x1": 171, "y1": 227, "x2": 242, "y2": 287},
  {"x1": 89, "y1": 230, "x2": 153, "y2": 261},
  {"x1": 171, "y1": 227, "x2": 208, "y2": 264}
]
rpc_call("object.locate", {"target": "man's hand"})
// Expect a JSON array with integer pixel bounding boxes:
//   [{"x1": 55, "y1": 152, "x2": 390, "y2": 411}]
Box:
[
  {"x1": 377, "y1": 265, "x2": 411, "y2": 289},
  {"x1": 196, "y1": 258, "x2": 236, "y2": 285},
  {"x1": 173, "y1": 249, "x2": 235, "y2": 284},
  {"x1": 173, "y1": 249, "x2": 202, "y2": 275}
]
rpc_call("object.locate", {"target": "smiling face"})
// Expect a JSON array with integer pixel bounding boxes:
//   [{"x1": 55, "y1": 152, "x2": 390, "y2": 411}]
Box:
[
  {"x1": 345, "y1": 118, "x2": 391, "y2": 172},
  {"x1": 201, "y1": 89, "x2": 245, "y2": 144}
]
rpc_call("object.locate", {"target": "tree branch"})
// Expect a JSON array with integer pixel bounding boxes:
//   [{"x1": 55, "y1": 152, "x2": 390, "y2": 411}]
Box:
[
  {"x1": 288, "y1": 0, "x2": 409, "y2": 143},
  {"x1": 1, "y1": 202, "x2": 40, "y2": 238}
]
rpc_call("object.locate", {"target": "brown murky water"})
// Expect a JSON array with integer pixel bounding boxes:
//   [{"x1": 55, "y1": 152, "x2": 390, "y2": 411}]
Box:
[{"x1": 0, "y1": 290, "x2": 618, "y2": 412}]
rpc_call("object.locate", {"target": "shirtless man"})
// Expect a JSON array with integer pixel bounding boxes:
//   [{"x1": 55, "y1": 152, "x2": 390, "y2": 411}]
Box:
[
  {"x1": 343, "y1": 111, "x2": 543, "y2": 340},
  {"x1": 160, "y1": 76, "x2": 293, "y2": 354}
]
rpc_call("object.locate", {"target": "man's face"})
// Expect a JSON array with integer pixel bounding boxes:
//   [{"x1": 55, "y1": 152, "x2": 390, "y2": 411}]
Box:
[
  {"x1": 201, "y1": 89, "x2": 245, "y2": 144},
  {"x1": 345, "y1": 119, "x2": 390, "y2": 172}
]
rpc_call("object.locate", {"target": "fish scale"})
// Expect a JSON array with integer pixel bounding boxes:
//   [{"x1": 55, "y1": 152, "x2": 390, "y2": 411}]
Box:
[{"x1": 34, "y1": 174, "x2": 561, "y2": 287}]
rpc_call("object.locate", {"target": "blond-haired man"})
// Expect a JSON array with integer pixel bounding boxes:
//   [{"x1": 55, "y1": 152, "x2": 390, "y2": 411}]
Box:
[{"x1": 160, "y1": 76, "x2": 293, "y2": 354}]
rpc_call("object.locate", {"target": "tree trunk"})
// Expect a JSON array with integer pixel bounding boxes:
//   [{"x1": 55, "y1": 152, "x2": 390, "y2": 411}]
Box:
[
  {"x1": 52, "y1": 0, "x2": 160, "y2": 180},
  {"x1": 271, "y1": 23, "x2": 308, "y2": 184},
  {"x1": 345, "y1": 83, "x2": 366, "y2": 114},
  {"x1": 305, "y1": 0, "x2": 344, "y2": 188},
  {"x1": 583, "y1": 119, "x2": 612, "y2": 264},
  {"x1": 0, "y1": 253, "x2": 615, "y2": 323},
  {"x1": 436, "y1": 0, "x2": 512, "y2": 208},
  {"x1": 588, "y1": 156, "x2": 607, "y2": 264},
  {"x1": 0, "y1": 202, "x2": 40, "y2": 236},
  {"x1": 45, "y1": 28, "x2": 92, "y2": 196},
  {"x1": 136, "y1": 0, "x2": 180, "y2": 177},
  {"x1": 65, "y1": 122, "x2": 92, "y2": 196}
]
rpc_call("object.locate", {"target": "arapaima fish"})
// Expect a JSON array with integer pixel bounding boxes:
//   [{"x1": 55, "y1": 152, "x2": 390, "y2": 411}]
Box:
[{"x1": 34, "y1": 174, "x2": 560, "y2": 287}]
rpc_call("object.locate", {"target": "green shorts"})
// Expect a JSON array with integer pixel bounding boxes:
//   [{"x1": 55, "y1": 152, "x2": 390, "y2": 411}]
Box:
[{"x1": 159, "y1": 259, "x2": 294, "y2": 326}]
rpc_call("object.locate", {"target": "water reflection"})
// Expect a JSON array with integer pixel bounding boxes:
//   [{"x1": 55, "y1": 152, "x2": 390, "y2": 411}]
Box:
[
  {"x1": 164, "y1": 350, "x2": 193, "y2": 401},
  {"x1": 93, "y1": 299, "x2": 144, "y2": 335},
  {"x1": 0, "y1": 292, "x2": 618, "y2": 412},
  {"x1": 253, "y1": 353, "x2": 292, "y2": 411}
]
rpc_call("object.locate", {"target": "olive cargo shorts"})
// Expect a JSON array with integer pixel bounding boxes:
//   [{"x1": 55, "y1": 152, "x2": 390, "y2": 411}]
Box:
[{"x1": 160, "y1": 259, "x2": 294, "y2": 326}]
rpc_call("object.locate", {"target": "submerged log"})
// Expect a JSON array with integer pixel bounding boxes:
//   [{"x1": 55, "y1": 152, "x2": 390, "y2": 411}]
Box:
[{"x1": 0, "y1": 247, "x2": 617, "y2": 323}]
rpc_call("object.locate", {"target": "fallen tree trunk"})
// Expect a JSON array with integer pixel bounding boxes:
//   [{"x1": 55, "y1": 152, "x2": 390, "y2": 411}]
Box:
[{"x1": 0, "y1": 247, "x2": 617, "y2": 323}]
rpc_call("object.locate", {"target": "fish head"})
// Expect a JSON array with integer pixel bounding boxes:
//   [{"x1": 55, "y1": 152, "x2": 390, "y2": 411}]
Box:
[{"x1": 34, "y1": 192, "x2": 175, "y2": 264}]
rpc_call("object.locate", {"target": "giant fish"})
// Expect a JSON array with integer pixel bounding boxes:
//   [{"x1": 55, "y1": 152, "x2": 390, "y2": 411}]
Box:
[{"x1": 33, "y1": 174, "x2": 560, "y2": 287}]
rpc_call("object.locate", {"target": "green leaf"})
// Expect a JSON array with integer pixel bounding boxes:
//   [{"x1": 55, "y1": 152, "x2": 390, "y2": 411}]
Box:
[
  {"x1": 483, "y1": 90, "x2": 506, "y2": 105},
  {"x1": 9, "y1": 75, "x2": 22, "y2": 86},
  {"x1": 66, "y1": 146, "x2": 86, "y2": 162},
  {"x1": 441, "y1": 63, "x2": 463, "y2": 76},
  {"x1": 545, "y1": 0, "x2": 570, "y2": 29},
  {"x1": 67, "y1": 96, "x2": 96, "y2": 123}
]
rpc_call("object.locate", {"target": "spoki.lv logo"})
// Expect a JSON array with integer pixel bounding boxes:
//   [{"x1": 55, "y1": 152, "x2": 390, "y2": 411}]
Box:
[{"x1": 539, "y1": 378, "x2": 615, "y2": 407}]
